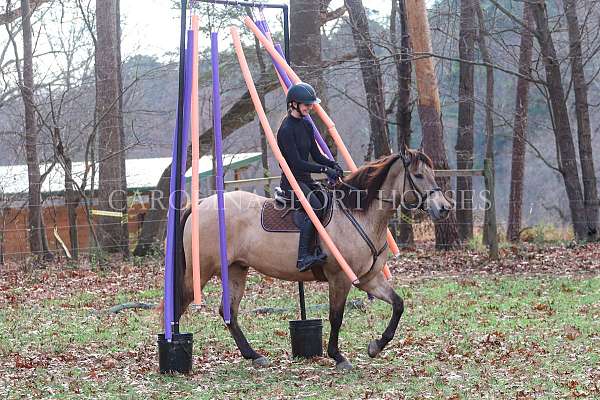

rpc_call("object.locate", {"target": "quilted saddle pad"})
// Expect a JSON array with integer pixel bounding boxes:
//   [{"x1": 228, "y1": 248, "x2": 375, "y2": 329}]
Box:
[{"x1": 260, "y1": 199, "x2": 334, "y2": 233}]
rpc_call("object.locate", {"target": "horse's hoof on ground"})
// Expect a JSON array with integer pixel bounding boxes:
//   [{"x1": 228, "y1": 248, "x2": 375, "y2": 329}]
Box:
[
  {"x1": 368, "y1": 340, "x2": 381, "y2": 358},
  {"x1": 252, "y1": 356, "x2": 270, "y2": 367},
  {"x1": 335, "y1": 360, "x2": 353, "y2": 371}
]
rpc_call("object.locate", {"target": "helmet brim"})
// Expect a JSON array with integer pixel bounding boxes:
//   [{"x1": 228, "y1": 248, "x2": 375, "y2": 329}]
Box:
[{"x1": 304, "y1": 97, "x2": 321, "y2": 105}]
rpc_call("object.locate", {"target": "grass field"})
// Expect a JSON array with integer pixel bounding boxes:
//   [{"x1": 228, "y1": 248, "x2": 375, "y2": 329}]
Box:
[{"x1": 0, "y1": 243, "x2": 599, "y2": 399}]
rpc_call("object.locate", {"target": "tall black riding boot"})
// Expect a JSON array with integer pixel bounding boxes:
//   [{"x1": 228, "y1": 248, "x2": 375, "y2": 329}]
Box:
[
  {"x1": 313, "y1": 236, "x2": 327, "y2": 263},
  {"x1": 297, "y1": 217, "x2": 327, "y2": 272}
]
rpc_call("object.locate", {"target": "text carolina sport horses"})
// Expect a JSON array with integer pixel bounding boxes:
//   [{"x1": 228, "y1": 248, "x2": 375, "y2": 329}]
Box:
[{"x1": 174, "y1": 149, "x2": 452, "y2": 369}]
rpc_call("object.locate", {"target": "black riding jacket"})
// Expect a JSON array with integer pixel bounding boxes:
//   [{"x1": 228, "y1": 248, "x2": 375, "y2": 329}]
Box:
[{"x1": 276, "y1": 114, "x2": 336, "y2": 192}]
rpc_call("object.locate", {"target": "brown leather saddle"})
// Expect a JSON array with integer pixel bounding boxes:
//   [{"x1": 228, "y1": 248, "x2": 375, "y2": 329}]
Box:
[{"x1": 261, "y1": 187, "x2": 334, "y2": 233}]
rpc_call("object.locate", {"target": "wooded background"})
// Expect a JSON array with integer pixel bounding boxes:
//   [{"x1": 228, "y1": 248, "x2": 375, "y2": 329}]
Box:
[{"x1": 1, "y1": 0, "x2": 600, "y2": 261}]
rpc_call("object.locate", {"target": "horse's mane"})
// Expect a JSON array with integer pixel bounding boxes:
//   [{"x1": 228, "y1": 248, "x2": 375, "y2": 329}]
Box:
[{"x1": 337, "y1": 149, "x2": 433, "y2": 211}]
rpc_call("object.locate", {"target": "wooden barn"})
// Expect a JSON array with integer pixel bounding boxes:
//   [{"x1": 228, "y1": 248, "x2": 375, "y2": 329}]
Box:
[{"x1": 0, "y1": 153, "x2": 262, "y2": 260}]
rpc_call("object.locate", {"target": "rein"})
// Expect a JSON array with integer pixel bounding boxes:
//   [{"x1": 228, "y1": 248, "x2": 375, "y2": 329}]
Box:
[{"x1": 335, "y1": 197, "x2": 388, "y2": 275}]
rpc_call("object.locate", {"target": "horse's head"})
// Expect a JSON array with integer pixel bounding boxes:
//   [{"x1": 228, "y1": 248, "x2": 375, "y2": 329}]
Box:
[
  {"x1": 393, "y1": 148, "x2": 453, "y2": 220},
  {"x1": 338, "y1": 149, "x2": 453, "y2": 220}
]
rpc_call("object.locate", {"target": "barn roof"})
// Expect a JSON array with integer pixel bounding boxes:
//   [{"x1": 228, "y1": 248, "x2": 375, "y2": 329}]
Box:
[{"x1": 0, "y1": 152, "x2": 262, "y2": 198}]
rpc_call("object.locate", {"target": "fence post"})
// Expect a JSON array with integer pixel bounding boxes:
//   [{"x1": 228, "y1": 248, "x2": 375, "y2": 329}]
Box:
[{"x1": 483, "y1": 159, "x2": 499, "y2": 259}]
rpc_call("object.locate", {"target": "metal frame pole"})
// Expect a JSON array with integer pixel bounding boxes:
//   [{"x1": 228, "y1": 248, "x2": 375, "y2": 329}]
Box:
[
  {"x1": 280, "y1": 13, "x2": 307, "y2": 321},
  {"x1": 195, "y1": 0, "x2": 287, "y2": 8},
  {"x1": 169, "y1": 0, "x2": 189, "y2": 338},
  {"x1": 194, "y1": 0, "x2": 306, "y2": 320},
  {"x1": 280, "y1": 11, "x2": 307, "y2": 321}
]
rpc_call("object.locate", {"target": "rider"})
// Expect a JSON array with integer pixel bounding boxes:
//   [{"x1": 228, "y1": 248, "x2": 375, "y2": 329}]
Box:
[{"x1": 277, "y1": 82, "x2": 344, "y2": 272}]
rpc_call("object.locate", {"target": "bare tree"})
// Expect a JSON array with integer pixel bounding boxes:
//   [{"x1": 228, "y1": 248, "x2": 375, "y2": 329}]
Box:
[
  {"x1": 455, "y1": 0, "x2": 475, "y2": 241},
  {"x1": 391, "y1": 0, "x2": 414, "y2": 246},
  {"x1": 115, "y1": 0, "x2": 129, "y2": 258},
  {"x1": 345, "y1": 0, "x2": 391, "y2": 159},
  {"x1": 405, "y1": 0, "x2": 460, "y2": 249},
  {"x1": 474, "y1": 0, "x2": 498, "y2": 259},
  {"x1": 95, "y1": 0, "x2": 128, "y2": 255},
  {"x1": 53, "y1": 127, "x2": 79, "y2": 258},
  {"x1": 20, "y1": 0, "x2": 52, "y2": 260},
  {"x1": 530, "y1": 0, "x2": 588, "y2": 240},
  {"x1": 507, "y1": 1, "x2": 534, "y2": 242},
  {"x1": 563, "y1": 0, "x2": 598, "y2": 239}
]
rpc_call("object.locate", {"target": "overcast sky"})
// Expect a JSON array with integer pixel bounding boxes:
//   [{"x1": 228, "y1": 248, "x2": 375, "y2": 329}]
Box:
[
  {"x1": 0, "y1": 1, "x2": 434, "y2": 79},
  {"x1": 119, "y1": 0, "x2": 433, "y2": 58}
]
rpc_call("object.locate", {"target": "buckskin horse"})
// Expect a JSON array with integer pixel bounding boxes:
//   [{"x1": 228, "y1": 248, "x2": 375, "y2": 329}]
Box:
[{"x1": 175, "y1": 149, "x2": 452, "y2": 369}]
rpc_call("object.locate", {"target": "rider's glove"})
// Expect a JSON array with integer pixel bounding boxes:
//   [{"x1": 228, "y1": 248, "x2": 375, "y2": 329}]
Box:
[{"x1": 323, "y1": 166, "x2": 341, "y2": 181}]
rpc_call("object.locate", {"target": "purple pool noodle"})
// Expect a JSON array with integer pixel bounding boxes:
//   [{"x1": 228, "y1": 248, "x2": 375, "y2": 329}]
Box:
[
  {"x1": 304, "y1": 112, "x2": 334, "y2": 160},
  {"x1": 256, "y1": 19, "x2": 266, "y2": 37},
  {"x1": 272, "y1": 43, "x2": 292, "y2": 87},
  {"x1": 211, "y1": 32, "x2": 231, "y2": 324},
  {"x1": 164, "y1": 28, "x2": 194, "y2": 341},
  {"x1": 256, "y1": 21, "x2": 334, "y2": 161}
]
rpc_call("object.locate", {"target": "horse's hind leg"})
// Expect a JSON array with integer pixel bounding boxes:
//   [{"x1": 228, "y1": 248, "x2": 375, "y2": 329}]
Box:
[
  {"x1": 359, "y1": 272, "x2": 404, "y2": 358},
  {"x1": 219, "y1": 263, "x2": 269, "y2": 367}
]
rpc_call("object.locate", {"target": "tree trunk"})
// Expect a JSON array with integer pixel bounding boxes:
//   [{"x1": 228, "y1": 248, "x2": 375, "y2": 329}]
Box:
[
  {"x1": 391, "y1": 0, "x2": 414, "y2": 246},
  {"x1": 563, "y1": 0, "x2": 598, "y2": 240},
  {"x1": 115, "y1": 0, "x2": 129, "y2": 257},
  {"x1": 405, "y1": 0, "x2": 460, "y2": 249},
  {"x1": 345, "y1": 0, "x2": 391, "y2": 158},
  {"x1": 21, "y1": 0, "x2": 51, "y2": 260},
  {"x1": 474, "y1": 0, "x2": 498, "y2": 259},
  {"x1": 248, "y1": 9, "x2": 271, "y2": 197},
  {"x1": 290, "y1": 0, "x2": 336, "y2": 158},
  {"x1": 531, "y1": 0, "x2": 588, "y2": 240},
  {"x1": 64, "y1": 156, "x2": 79, "y2": 259},
  {"x1": 133, "y1": 77, "x2": 280, "y2": 256},
  {"x1": 259, "y1": 117, "x2": 271, "y2": 197},
  {"x1": 95, "y1": 0, "x2": 128, "y2": 254},
  {"x1": 1, "y1": 211, "x2": 5, "y2": 265},
  {"x1": 455, "y1": 0, "x2": 475, "y2": 242},
  {"x1": 54, "y1": 125, "x2": 81, "y2": 260},
  {"x1": 507, "y1": 1, "x2": 533, "y2": 242}
]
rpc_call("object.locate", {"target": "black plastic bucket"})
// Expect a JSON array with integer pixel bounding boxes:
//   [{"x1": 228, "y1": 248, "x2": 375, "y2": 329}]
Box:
[
  {"x1": 157, "y1": 332, "x2": 193, "y2": 374},
  {"x1": 289, "y1": 319, "x2": 323, "y2": 358}
]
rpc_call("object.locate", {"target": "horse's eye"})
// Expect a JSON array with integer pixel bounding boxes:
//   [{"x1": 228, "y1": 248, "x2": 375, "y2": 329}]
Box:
[{"x1": 414, "y1": 173, "x2": 424, "y2": 179}]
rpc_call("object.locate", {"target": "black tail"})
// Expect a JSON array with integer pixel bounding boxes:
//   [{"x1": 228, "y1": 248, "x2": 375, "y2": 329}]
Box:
[{"x1": 175, "y1": 206, "x2": 193, "y2": 321}]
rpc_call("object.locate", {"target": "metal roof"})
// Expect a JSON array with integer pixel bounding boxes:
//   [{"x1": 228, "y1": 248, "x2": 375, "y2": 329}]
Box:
[{"x1": 0, "y1": 152, "x2": 262, "y2": 197}]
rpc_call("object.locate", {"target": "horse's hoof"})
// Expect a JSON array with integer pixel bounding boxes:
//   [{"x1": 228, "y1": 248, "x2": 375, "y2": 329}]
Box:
[
  {"x1": 335, "y1": 360, "x2": 353, "y2": 371},
  {"x1": 252, "y1": 356, "x2": 270, "y2": 367},
  {"x1": 368, "y1": 339, "x2": 381, "y2": 358}
]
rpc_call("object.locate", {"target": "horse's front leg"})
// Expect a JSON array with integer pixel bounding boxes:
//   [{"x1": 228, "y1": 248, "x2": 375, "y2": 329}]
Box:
[
  {"x1": 359, "y1": 272, "x2": 404, "y2": 358},
  {"x1": 327, "y1": 275, "x2": 353, "y2": 370}
]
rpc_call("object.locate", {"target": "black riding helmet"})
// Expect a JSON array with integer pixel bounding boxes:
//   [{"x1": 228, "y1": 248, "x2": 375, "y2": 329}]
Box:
[{"x1": 286, "y1": 82, "x2": 321, "y2": 106}]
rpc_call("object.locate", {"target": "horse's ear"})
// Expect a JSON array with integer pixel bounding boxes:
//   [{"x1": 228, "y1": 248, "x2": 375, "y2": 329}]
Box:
[
  {"x1": 402, "y1": 142, "x2": 409, "y2": 156},
  {"x1": 400, "y1": 145, "x2": 412, "y2": 169}
]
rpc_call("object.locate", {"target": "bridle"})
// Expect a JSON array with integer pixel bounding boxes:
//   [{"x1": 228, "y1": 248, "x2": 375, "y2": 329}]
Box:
[
  {"x1": 388, "y1": 153, "x2": 442, "y2": 211},
  {"x1": 338, "y1": 153, "x2": 443, "y2": 212}
]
